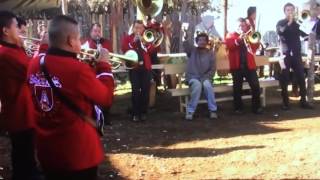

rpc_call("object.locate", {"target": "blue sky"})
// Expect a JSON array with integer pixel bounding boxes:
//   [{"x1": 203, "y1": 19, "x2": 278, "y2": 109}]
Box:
[{"x1": 205, "y1": 0, "x2": 306, "y2": 36}]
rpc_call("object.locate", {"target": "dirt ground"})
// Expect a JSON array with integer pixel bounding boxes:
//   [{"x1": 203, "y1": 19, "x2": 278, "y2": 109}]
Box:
[{"x1": 1, "y1": 85, "x2": 320, "y2": 179}]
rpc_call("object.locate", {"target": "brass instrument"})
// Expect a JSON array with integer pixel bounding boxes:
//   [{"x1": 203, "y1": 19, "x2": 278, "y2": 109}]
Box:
[
  {"x1": 242, "y1": 29, "x2": 261, "y2": 55},
  {"x1": 301, "y1": 10, "x2": 310, "y2": 20},
  {"x1": 208, "y1": 36, "x2": 223, "y2": 50},
  {"x1": 135, "y1": 0, "x2": 164, "y2": 47},
  {"x1": 142, "y1": 27, "x2": 164, "y2": 47},
  {"x1": 136, "y1": 0, "x2": 164, "y2": 18},
  {"x1": 20, "y1": 36, "x2": 41, "y2": 57},
  {"x1": 78, "y1": 48, "x2": 139, "y2": 69}
]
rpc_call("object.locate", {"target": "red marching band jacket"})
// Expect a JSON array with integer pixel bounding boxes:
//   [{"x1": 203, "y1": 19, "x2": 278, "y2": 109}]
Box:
[
  {"x1": 0, "y1": 41, "x2": 35, "y2": 133},
  {"x1": 225, "y1": 32, "x2": 259, "y2": 71},
  {"x1": 27, "y1": 49, "x2": 114, "y2": 171},
  {"x1": 121, "y1": 34, "x2": 156, "y2": 70}
]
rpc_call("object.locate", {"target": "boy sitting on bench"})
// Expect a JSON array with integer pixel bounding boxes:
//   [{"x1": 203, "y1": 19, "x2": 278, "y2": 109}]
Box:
[{"x1": 183, "y1": 30, "x2": 218, "y2": 120}]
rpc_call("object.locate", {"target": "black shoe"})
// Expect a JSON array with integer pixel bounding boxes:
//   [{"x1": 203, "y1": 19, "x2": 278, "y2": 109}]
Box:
[
  {"x1": 234, "y1": 109, "x2": 244, "y2": 114},
  {"x1": 140, "y1": 114, "x2": 147, "y2": 121},
  {"x1": 281, "y1": 104, "x2": 290, "y2": 111},
  {"x1": 131, "y1": 115, "x2": 140, "y2": 122},
  {"x1": 300, "y1": 102, "x2": 313, "y2": 109},
  {"x1": 253, "y1": 107, "x2": 263, "y2": 114}
]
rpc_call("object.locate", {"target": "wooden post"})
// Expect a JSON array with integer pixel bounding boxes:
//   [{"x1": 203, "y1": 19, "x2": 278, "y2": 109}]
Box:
[{"x1": 223, "y1": 0, "x2": 228, "y2": 38}]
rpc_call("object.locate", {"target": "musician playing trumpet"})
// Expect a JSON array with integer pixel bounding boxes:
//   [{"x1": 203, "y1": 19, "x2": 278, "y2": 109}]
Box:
[
  {"x1": 27, "y1": 15, "x2": 114, "y2": 179},
  {"x1": 225, "y1": 18, "x2": 263, "y2": 114},
  {"x1": 276, "y1": 3, "x2": 312, "y2": 110}
]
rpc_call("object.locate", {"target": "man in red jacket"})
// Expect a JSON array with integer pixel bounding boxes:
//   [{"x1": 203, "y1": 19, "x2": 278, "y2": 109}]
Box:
[
  {"x1": 122, "y1": 20, "x2": 155, "y2": 122},
  {"x1": 82, "y1": 23, "x2": 112, "y2": 52},
  {"x1": 225, "y1": 18, "x2": 262, "y2": 114},
  {"x1": 28, "y1": 15, "x2": 114, "y2": 180},
  {"x1": 0, "y1": 11, "x2": 41, "y2": 180}
]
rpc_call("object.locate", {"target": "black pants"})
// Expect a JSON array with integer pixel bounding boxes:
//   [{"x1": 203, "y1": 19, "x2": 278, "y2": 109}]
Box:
[
  {"x1": 231, "y1": 69, "x2": 261, "y2": 111},
  {"x1": 129, "y1": 67, "x2": 151, "y2": 116},
  {"x1": 279, "y1": 55, "x2": 307, "y2": 105},
  {"x1": 44, "y1": 166, "x2": 97, "y2": 180},
  {"x1": 9, "y1": 129, "x2": 41, "y2": 180}
]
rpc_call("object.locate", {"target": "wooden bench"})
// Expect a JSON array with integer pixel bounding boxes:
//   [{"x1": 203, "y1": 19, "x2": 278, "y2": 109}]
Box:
[{"x1": 163, "y1": 58, "x2": 278, "y2": 112}]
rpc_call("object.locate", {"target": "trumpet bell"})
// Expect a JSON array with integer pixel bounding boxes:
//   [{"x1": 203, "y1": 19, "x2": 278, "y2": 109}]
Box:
[
  {"x1": 301, "y1": 10, "x2": 310, "y2": 20},
  {"x1": 248, "y1": 32, "x2": 261, "y2": 44}
]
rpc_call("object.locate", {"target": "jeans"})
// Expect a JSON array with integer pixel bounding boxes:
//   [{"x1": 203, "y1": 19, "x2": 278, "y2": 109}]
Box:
[
  {"x1": 129, "y1": 67, "x2": 151, "y2": 116},
  {"x1": 231, "y1": 69, "x2": 261, "y2": 111},
  {"x1": 186, "y1": 79, "x2": 217, "y2": 113}
]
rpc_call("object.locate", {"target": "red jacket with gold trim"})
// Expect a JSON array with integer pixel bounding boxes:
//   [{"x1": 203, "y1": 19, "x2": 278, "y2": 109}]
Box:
[
  {"x1": 121, "y1": 34, "x2": 156, "y2": 70},
  {"x1": 0, "y1": 40, "x2": 35, "y2": 132},
  {"x1": 27, "y1": 47, "x2": 114, "y2": 171},
  {"x1": 225, "y1": 32, "x2": 259, "y2": 70}
]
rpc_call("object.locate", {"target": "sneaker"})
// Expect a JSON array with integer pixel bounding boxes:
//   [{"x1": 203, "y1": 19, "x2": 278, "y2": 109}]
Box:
[
  {"x1": 234, "y1": 109, "x2": 244, "y2": 114},
  {"x1": 131, "y1": 115, "x2": 140, "y2": 122},
  {"x1": 185, "y1": 112, "x2": 193, "y2": 121},
  {"x1": 209, "y1": 111, "x2": 218, "y2": 119},
  {"x1": 140, "y1": 114, "x2": 147, "y2": 121}
]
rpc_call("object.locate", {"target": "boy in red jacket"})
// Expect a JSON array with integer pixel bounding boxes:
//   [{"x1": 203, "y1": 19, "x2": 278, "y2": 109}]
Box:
[
  {"x1": 225, "y1": 18, "x2": 262, "y2": 114},
  {"x1": 28, "y1": 15, "x2": 114, "y2": 180},
  {"x1": 121, "y1": 20, "x2": 156, "y2": 122},
  {"x1": 0, "y1": 11, "x2": 41, "y2": 180}
]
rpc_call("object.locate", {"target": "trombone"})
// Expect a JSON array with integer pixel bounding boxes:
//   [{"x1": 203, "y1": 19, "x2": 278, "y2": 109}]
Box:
[
  {"x1": 78, "y1": 48, "x2": 139, "y2": 69},
  {"x1": 241, "y1": 29, "x2": 261, "y2": 55}
]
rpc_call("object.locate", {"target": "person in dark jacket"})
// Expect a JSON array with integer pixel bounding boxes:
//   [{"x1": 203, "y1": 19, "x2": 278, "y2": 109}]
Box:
[{"x1": 276, "y1": 2, "x2": 312, "y2": 110}]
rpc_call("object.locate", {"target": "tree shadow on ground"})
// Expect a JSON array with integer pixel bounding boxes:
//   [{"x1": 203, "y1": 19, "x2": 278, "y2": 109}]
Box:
[
  {"x1": 104, "y1": 89, "x2": 302, "y2": 153},
  {"x1": 121, "y1": 145, "x2": 265, "y2": 158}
]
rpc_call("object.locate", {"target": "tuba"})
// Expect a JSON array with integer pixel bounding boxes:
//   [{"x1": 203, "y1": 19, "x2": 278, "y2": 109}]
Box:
[
  {"x1": 135, "y1": 0, "x2": 164, "y2": 47},
  {"x1": 78, "y1": 48, "x2": 139, "y2": 69},
  {"x1": 136, "y1": 0, "x2": 164, "y2": 18},
  {"x1": 142, "y1": 22, "x2": 164, "y2": 47}
]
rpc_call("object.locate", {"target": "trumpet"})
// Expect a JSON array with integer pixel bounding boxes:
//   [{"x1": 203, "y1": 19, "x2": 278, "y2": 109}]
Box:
[
  {"x1": 78, "y1": 48, "x2": 139, "y2": 69},
  {"x1": 19, "y1": 36, "x2": 41, "y2": 57}
]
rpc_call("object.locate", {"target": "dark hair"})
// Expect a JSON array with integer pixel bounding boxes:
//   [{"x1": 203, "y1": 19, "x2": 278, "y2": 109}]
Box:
[
  {"x1": 90, "y1": 23, "x2": 101, "y2": 31},
  {"x1": 247, "y1": 6, "x2": 256, "y2": 18},
  {"x1": 48, "y1": 15, "x2": 78, "y2": 47},
  {"x1": 283, "y1": 2, "x2": 295, "y2": 12},
  {"x1": 0, "y1": 11, "x2": 16, "y2": 38},
  {"x1": 237, "y1": 17, "x2": 247, "y2": 23},
  {"x1": 17, "y1": 17, "x2": 27, "y2": 28},
  {"x1": 195, "y1": 32, "x2": 209, "y2": 43}
]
